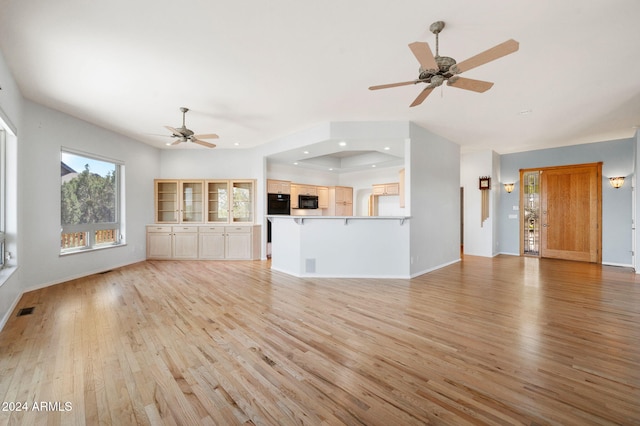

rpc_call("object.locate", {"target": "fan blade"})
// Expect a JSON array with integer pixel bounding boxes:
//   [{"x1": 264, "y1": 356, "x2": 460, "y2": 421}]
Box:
[
  {"x1": 408, "y1": 42, "x2": 438, "y2": 71},
  {"x1": 447, "y1": 77, "x2": 494, "y2": 92},
  {"x1": 454, "y1": 39, "x2": 519, "y2": 74},
  {"x1": 369, "y1": 80, "x2": 421, "y2": 90},
  {"x1": 192, "y1": 139, "x2": 217, "y2": 148},
  {"x1": 410, "y1": 87, "x2": 435, "y2": 107},
  {"x1": 170, "y1": 139, "x2": 183, "y2": 145},
  {"x1": 193, "y1": 133, "x2": 219, "y2": 139},
  {"x1": 164, "y1": 125, "x2": 182, "y2": 136}
]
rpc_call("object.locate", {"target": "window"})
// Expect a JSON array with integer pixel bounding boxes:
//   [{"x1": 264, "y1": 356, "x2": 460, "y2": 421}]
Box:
[
  {"x1": 0, "y1": 130, "x2": 5, "y2": 267},
  {"x1": 60, "y1": 150, "x2": 124, "y2": 253}
]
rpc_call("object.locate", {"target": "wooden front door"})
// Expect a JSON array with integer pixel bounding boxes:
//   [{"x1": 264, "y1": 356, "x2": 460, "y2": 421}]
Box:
[{"x1": 539, "y1": 163, "x2": 602, "y2": 262}]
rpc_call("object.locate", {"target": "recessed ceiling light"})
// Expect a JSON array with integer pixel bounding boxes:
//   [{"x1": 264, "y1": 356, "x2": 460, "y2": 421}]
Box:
[
  {"x1": 518, "y1": 109, "x2": 532, "y2": 115},
  {"x1": 165, "y1": 142, "x2": 172, "y2": 146},
  {"x1": 384, "y1": 146, "x2": 390, "y2": 150},
  {"x1": 293, "y1": 162, "x2": 298, "y2": 165},
  {"x1": 372, "y1": 164, "x2": 376, "y2": 168},
  {"x1": 338, "y1": 141, "x2": 347, "y2": 147},
  {"x1": 234, "y1": 142, "x2": 239, "y2": 146},
  {"x1": 329, "y1": 168, "x2": 333, "y2": 171}
]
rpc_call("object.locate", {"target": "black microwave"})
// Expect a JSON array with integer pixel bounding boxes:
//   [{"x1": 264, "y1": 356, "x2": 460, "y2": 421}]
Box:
[{"x1": 298, "y1": 194, "x2": 319, "y2": 209}]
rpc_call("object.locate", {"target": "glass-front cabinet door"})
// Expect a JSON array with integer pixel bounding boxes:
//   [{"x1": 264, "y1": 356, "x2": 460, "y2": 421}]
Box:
[
  {"x1": 206, "y1": 181, "x2": 230, "y2": 223},
  {"x1": 155, "y1": 180, "x2": 179, "y2": 223},
  {"x1": 180, "y1": 180, "x2": 204, "y2": 223},
  {"x1": 154, "y1": 179, "x2": 254, "y2": 224},
  {"x1": 231, "y1": 181, "x2": 254, "y2": 223}
]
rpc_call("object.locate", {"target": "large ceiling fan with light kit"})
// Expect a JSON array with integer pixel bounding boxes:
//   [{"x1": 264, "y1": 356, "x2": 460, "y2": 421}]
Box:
[
  {"x1": 369, "y1": 21, "x2": 519, "y2": 107},
  {"x1": 164, "y1": 107, "x2": 219, "y2": 148}
]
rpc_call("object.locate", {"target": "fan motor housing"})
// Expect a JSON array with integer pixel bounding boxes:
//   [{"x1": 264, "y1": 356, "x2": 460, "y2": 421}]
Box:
[{"x1": 418, "y1": 56, "x2": 457, "y2": 82}]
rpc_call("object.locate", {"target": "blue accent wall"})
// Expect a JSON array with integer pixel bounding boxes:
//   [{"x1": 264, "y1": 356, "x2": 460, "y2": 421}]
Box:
[{"x1": 499, "y1": 138, "x2": 635, "y2": 265}]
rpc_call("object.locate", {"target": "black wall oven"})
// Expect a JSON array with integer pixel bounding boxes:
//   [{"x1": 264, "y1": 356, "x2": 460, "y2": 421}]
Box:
[
  {"x1": 267, "y1": 193, "x2": 290, "y2": 243},
  {"x1": 268, "y1": 193, "x2": 291, "y2": 215}
]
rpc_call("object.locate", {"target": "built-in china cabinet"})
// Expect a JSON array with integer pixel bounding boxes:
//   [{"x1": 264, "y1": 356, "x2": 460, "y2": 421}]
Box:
[{"x1": 148, "y1": 179, "x2": 259, "y2": 260}]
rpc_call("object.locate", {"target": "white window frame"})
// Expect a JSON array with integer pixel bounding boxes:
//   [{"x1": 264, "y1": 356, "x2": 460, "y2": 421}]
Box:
[
  {"x1": 60, "y1": 148, "x2": 125, "y2": 255},
  {"x1": 0, "y1": 129, "x2": 5, "y2": 267}
]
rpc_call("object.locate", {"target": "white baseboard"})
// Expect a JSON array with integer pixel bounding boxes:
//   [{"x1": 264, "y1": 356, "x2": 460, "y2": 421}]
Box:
[
  {"x1": 410, "y1": 258, "x2": 461, "y2": 278},
  {"x1": 0, "y1": 290, "x2": 21, "y2": 332}
]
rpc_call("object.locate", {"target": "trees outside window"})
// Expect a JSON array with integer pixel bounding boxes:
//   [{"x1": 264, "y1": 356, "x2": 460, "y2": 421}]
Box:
[{"x1": 60, "y1": 150, "x2": 124, "y2": 253}]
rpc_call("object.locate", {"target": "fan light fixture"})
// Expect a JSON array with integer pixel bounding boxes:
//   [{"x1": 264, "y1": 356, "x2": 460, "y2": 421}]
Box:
[
  {"x1": 504, "y1": 183, "x2": 515, "y2": 193},
  {"x1": 609, "y1": 177, "x2": 625, "y2": 189}
]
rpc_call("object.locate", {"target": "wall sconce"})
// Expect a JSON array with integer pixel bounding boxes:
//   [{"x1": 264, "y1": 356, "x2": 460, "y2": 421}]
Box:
[
  {"x1": 503, "y1": 183, "x2": 515, "y2": 193},
  {"x1": 609, "y1": 177, "x2": 625, "y2": 189}
]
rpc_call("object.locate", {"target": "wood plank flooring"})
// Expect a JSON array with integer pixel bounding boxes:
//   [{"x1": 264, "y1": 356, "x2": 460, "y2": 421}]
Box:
[{"x1": 1, "y1": 255, "x2": 639, "y2": 425}]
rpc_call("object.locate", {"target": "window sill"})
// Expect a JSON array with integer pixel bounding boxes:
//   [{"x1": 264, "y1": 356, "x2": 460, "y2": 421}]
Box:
[
  {"x1": 59, "y1": 242, "x2": 127, "y2": 257},
  {"x1": 0, "y1": 265, "x2": 18, "y2": 288}
]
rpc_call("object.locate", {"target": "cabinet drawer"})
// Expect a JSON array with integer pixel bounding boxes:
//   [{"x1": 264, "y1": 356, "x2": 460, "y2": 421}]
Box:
[
  {"x1": 225, "y1": 226, "x2": 251, "y2": 233},
  {"x1": 173, "y1": 226, "x2": 199, "y2": 233},
  {"x1": 199, "y1": 226, "x2": 225, "y2": 233},
  {"x1": 147, "y1": 226, "x2": 172, "y2": 233}
]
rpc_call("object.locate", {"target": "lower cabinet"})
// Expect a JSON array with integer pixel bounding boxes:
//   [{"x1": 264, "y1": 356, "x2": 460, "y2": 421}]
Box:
[
  {"x1": 147, "y1": 225, "x2": 261, "y2": 260},
  {"x1": 198, "y1": 226, "x2": 226, "y2": 259},
  {"x1": 146, "y1": 226, "x2": 173, "y2": 259},
  {"x1": 173, "y1": 226, "x2": 199, "y2": 259}
]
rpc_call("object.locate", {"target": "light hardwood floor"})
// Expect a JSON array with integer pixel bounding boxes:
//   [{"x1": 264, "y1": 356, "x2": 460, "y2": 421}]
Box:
[{"x1": 1, "y1": 256, "x2": 639, "y2": 425}]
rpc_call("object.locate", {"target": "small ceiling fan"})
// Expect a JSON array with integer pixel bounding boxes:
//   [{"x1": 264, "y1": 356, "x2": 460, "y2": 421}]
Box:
[
  {"x1": 164, "y1": 107, "x2": 218, "y2": 148},
  {"x1": 369, "y1": 21, "x2": 519, "y2": 107}
]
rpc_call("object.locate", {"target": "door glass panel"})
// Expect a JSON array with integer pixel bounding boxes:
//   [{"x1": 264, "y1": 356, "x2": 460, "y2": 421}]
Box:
[
  {"x1": 232, "y1": 181, "x2": 253, "y2": 223},
  {"x1": 182, "y1": 182, "x2": 203, "y2": 222},
  {"x1": 208, "y1": 181, "x2": 229, "y2": 222},
  {"x1": 523, "y1": 171, "x2": 540, "y2": 255}
]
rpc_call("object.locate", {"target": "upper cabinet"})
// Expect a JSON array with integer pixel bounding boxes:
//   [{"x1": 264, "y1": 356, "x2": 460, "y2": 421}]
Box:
[
  {"x1": 155, "y1": 179, "x2": 255, "y2": 224},
  {"x1": 372, "y1": 182, "x2": 399, "y2": 196},
  {"x1": 327, "y1": 186, "x2": 353, "y2": 216},
  {"x1": 155, "y1": 180, "x2": 179, "y2": 223},
  {"x1": 231, "y1": 180, "x2": 255, "y2": 223},
  {"x1": 181, "y1": 180, "x2": 205, "y2": 223},
  {"x1": 155, "y1": 179, "x2": 204, "y2": 223},
  {"x1": 267, "y1": 179, "x2": 291, "y2": 194}
]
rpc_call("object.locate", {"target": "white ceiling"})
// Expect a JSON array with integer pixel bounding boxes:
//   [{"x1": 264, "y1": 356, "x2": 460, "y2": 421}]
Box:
[{"x1": 1, "y1": 1, "x2": 639, "y2": 160}]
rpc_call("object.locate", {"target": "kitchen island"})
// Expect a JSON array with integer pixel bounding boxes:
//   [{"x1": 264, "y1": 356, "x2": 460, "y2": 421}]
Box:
[{"x1": 267, "y1": 215, "x2": 412, "y2": 278}]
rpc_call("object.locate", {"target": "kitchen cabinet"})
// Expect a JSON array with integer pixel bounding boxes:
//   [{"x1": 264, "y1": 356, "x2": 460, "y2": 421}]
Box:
[
  {"x1": 155, "y1": 179, "x2": 254, "y2": 225},
  {"x1": 372, "y1": 182, "x2": 400, "y2": 196},
  {"x1": 146, "y1": 225, "x2": 198, "y2": 259},
  {"x1": 290, "y1": 183, "x2": 320, "y2": 209},
  {"x1": 225, "y1": 226, "x2": 257, "y2": 259},
  {"x1": 146, "y1": 226, "x2": 173, "y2": 259},
  {"x1": 154, "y1": 180, "x2": 204, "y2": 223},
  {"x1": 198, "y1": 226, "x2": 226, "y2": 259},
  {"x1": 327, "y1": 186, "x2": 353, "y2": 216},
  {"x1": 267, "y1": 179, "x2": 291, "y2": 194},
  {"x1": 230, "y1": 180, "x2": 255, "y2": 223},
  {"x1": 205, "y1": 179, "x2": 255, "y2": 224},
  {"x1": 317, "y1": 186, "x2": 329, "y2": 209},
  {"x1": 172, "y1": 226, "x2": 199, "y2": 259},
  {"x1": 147, "y1": 225, "x2": 261, "y2": 260}
]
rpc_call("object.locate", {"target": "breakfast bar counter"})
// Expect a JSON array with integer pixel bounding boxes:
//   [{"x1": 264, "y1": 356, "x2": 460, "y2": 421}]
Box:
[{"x1": 267, "y1": 215, "x2": 412, "y2": 278}]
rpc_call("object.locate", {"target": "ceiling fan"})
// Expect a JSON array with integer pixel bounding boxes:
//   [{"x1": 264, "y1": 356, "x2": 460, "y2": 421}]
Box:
[
  {"x1": 369, "y1": 21, "x2": 519, "y2": 107},
  {"x1": 164, "y1": 107, "x2": 219, "y2": 148}
]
